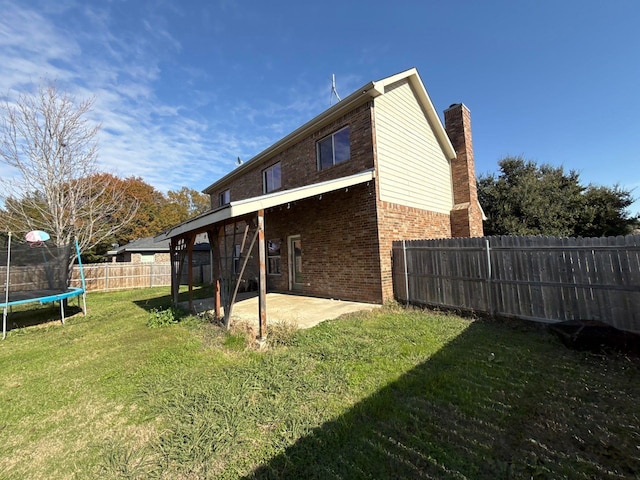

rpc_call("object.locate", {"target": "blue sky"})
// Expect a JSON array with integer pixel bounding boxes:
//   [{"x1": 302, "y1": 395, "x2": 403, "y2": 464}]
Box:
[{"x1": 1, "y1": 0, "x2": 639, "y2": 214}]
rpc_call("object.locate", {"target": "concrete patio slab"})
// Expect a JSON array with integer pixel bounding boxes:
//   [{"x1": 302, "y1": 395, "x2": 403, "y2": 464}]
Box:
[{"x1": 186, "y1": 293, "x2": 381, "y2": 330}]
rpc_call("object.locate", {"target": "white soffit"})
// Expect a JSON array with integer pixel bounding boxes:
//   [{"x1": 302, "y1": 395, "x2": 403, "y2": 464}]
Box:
[{"x1": 158, "y1": 169, "x2": 375, "y2": 240}]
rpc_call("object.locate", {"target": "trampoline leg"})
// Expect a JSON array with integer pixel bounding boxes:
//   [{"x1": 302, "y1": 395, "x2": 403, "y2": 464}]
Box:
[
  {"x1": 2, "y1": 308, "x2": 6, "y2": 340},
  {"x1": 81, "y1": 293, "x2": 87, "y2": 316},
  {"x1": 60, "y1": 300, "x2": 65, "y2": 325}
]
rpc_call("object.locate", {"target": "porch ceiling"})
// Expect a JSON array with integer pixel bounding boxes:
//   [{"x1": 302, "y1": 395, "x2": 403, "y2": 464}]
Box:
[{"x1": 156, "y1": 169, "x2": 375, "y2": 241}]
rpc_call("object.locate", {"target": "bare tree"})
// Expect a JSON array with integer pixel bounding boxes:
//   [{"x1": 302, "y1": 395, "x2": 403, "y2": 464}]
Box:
[{"x1": 0, "y1": 83, "x2": 138, "y2": 253}]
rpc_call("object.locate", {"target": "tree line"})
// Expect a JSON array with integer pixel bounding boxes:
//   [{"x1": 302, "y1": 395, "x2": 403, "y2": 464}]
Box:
[{"x1": 477, "y1": 157, "x2": 639, "y2": 237}]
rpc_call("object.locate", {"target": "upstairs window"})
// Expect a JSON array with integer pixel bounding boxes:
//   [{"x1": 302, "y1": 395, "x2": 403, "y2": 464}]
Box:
[
  {"x1": 263, "y1": 162, "x2": 281, "y2": 193},
  {"x1": 219, "y1": 189, "x2": 230, "y2": 206},
  {"x1": 317, "y1": 126, "x2": 350, "y2": 170}
]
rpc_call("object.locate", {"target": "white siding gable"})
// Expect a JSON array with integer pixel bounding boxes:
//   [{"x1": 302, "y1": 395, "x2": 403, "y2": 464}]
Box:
[{"x1": 374, "y1": 79, "x2": 453, "y2": 213}]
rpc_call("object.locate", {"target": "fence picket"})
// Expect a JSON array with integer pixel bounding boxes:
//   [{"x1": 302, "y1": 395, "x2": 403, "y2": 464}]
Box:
[
  {"x1": 393, "y1": 235, "x2": 640, "y2": 334},
  {"x1": 70, "y1": 262, "x2": 209, "y2": 292}
]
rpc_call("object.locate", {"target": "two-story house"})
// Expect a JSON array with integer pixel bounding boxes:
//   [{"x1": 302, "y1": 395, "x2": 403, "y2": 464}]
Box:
[{"x1": 158, "y1": 68, "x2": 483, "y2": 331}]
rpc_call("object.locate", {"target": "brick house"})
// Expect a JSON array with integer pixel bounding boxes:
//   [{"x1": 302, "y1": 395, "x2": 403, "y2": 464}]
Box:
[
  {"x1": 158, "y1": 68, "x2": 483, "y2": 330},
  {"x1": 107, "y1": 236, "x2": 210, "y2": 265},
  {"x1": 106, "y1": 237, "x2": 171, "y2": 263}
]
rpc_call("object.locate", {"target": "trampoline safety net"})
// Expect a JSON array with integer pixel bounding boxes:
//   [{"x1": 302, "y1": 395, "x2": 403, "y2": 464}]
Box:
[{"x1": 1, "y1": 241, "x2": 73, "y2": 303}]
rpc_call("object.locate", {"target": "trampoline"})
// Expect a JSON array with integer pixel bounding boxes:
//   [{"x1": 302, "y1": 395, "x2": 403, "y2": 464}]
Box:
[{"x1": 1, "y1": 231, "x2": 87, "y2": 339}]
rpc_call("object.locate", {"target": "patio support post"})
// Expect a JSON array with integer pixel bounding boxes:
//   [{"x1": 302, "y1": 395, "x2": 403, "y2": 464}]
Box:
[
  {"x1": 187, "y1": 233, "x2": 195, "y2": 311},
  {"x1": 215, "y1": 279, "x2": 221, "y2": 318},
  {"x1": 257, "y1": 209, "x2": 267, "y2": 340},
  {"x1": 215, "y1": 226, "x2": 224, "y2": 318},
  {"x1": 206, "y1": 228, "x2": 219, "y2": 316},
  {"x1": 170, "y1": 238, "x2": 178, "y2": 305}
]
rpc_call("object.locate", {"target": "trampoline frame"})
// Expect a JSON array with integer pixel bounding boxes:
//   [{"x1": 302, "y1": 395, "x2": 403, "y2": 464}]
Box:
[{"x1": 1, "y1": 233, "x2": 87, "y2": 340}]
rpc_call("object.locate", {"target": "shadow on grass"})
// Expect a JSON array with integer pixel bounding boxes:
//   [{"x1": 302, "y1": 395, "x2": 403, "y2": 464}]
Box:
[
  {"x1": 2, "y1": 302, "x2": 84, "y2": 334},
  {"x1": 132, "y1": 285, "x2": 215, "y2": 314},
  {"x1": 242, "y1": 319, "x2": 639, "y2": 480}
]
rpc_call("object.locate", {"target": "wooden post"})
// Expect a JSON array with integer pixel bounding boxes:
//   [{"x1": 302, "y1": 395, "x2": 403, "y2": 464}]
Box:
[
  {"x1": 485, "y1": 238, "x2": 494, "y2": 316},
  {"x1": 187, "y1": 234, "x2": 195, "y2": 311},
  {"x1": 216, "y1": 226, "x2": 225, "y2": 321},
  {"x1": 206, "y1": 227, "x2": 222, "y2": 319},
  {"x1": 257, "y1": 210, "x2": 267, "y2": 340},
  {"x1": 402, "y1": 240, "x2": 409, "y2": 302},
  {"x1": 170, "y1": 238, "x2": 178, "y2": 305},
  {"x1": 215, "y1": 279, "x2": 221, "y2": 318}
]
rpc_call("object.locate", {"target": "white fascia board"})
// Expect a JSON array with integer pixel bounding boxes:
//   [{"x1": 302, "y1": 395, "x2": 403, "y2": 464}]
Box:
[
  {"x1": 159, "y1": 169, "x2": 375, "y2": 240},
  {"x1": 407, "y1": 73, "x2": 457, "y2": 160},
  {"x1": 371, "y1": 68, "x2": 456, "y2": 160},
  {"x1": 371, "y1": 67, "x2": 418, "y2": 89},
  {"x1": 229, "y1": 169, "x2": 375, "y2": 217}
]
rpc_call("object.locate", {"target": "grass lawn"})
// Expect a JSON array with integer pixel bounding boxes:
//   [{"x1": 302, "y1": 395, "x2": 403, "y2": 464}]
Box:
[{"x1": 0, "y1": 287, "x2": 638, "y2": 479}]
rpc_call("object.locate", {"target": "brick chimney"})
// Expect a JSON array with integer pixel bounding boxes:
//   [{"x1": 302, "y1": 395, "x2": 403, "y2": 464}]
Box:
[{"x1": 444, "y1": 103, "x2": 484, "y2": 237}]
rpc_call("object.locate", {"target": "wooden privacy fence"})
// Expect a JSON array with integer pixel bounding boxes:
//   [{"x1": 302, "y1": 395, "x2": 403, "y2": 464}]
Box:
[
  {"x1": 392, "y1": 235, "x2": 640, "y2": 333},
  {"x1": 70, "y1": 263, "x2": 212, "y2": 292}
]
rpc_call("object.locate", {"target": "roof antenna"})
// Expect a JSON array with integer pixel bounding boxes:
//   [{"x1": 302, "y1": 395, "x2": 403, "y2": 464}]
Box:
[
  {"x1": 330, "y1": 74, "x2": 341, "y2": 105},
  {"x1": 236, "y1": 156, "x2": 243, "y2": 166}
]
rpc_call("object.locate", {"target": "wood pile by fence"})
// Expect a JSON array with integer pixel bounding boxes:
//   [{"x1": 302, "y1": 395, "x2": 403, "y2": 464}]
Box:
[
  {"x1": 70, "y1": 262, "x2": 212, "y2": 292},
  {"x1": 392, "y1": 235, "x2": 640, "y2": 334}
]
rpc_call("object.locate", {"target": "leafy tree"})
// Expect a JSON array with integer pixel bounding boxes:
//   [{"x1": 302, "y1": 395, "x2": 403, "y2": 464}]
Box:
[
  {"x1": 109, "y1": 175, "x2": 167, "y2": 243},
  {"x1": 111, "y1": 181, "x2": 209, "y2": 245},
  {"x1": 166, "y1": 186, "x2": 210, "y2": 219},
  {"x1": 83, "y1": 178, "x2": 211, "y2": 260},
  {"x1": 576, "y1": 185, "x2": 638, "y2": 237},
  {"x1": 0, "y1": 83, "x2": 137, "y2": 251},
  {"x1": 478, "y1": 156, "x2": 638, "y2": 237}
]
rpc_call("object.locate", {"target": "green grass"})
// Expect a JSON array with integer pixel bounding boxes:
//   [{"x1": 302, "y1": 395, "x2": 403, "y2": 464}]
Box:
[{"x1": 0, "y1": 288, "x2": 638, "y2": 479}]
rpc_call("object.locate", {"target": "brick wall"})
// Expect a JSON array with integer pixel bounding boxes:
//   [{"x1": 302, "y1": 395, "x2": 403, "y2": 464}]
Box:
[
  {"x1": 375, "y1": 200, "x2": 452, "y2": 301},
  {"x1": 211, "y1": 103, "x2": 375, "y2": 206},
  {"x1": 264, "y1": 182, "x2": 383, "y2": 303}
]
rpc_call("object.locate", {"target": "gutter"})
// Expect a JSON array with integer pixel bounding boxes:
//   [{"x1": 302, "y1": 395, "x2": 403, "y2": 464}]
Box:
[{"x1": 203, "y1": 81, "x2": 383, "y2": 194}]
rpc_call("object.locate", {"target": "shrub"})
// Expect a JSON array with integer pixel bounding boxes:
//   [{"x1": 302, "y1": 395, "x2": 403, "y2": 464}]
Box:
[{"x1": 147, "y1": 308, "x2": 179, "y2": 328}]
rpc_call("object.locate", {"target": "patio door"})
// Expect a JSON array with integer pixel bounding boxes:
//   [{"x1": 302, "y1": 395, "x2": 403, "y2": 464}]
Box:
[{"x1": 289, "y1": 235, "x2": 302, "y2": 292}]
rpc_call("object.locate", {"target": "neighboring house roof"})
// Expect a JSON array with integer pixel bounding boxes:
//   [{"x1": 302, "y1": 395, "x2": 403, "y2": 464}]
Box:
[
  {"x1": 202, "y1": 67, "x2": 455, "y2": 195},
  {"x1": 108, "y1": 235, "x2": 210, "y2": 256},
  {"x1": 106, "y1": 237, "x2": 169, "y2": 256},
  {"x1": 158, "y1": 169, "x2": 375, "y2": 240}
]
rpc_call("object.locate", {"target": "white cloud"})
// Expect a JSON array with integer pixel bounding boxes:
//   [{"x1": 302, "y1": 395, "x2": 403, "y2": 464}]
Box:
[{"x1": 0, "y1": 0, "x2": 331, "y2": 197}]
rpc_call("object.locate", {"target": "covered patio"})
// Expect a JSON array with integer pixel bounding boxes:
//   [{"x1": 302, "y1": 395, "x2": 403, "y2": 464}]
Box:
[{"x1": 156, "y1": 171, "x2": 376, "y2": 340}]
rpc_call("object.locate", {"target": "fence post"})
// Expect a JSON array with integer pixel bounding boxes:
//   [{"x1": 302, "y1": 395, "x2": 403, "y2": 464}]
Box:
[
  {"x1": 402, "y1": 240, "x2": 409, "y2": 302},
  {"x1": 485, "y1": 238, "x2": 494, "y2": 316}
]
